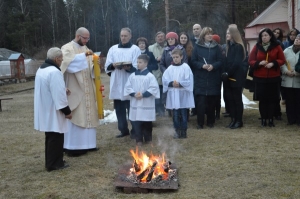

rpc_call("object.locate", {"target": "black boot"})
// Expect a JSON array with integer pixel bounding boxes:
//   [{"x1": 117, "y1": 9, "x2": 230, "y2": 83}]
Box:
[
  {"x1": 181, "y1": 129, "x2": 187, "y2": 138},
  {"x1": 173, "y1": 129, "x2": 181, "y2": 139},
  {"x1": 231, "y1": 121, "x2": 243, "y2": 129},
  {"x1": 226, "y1": 118, "x2": 235, "y2": 128},
  {"x1": 261, "y1": 119, "x2": 267, "y2": 127},
  {"x1": 268, "y1": 119, "x2": 275, "y2": 127}
]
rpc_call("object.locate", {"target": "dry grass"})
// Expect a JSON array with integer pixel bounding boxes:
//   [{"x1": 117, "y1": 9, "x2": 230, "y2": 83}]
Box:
[{"x1": 1, "y1": 74, "x2": 300, "y2": 199}]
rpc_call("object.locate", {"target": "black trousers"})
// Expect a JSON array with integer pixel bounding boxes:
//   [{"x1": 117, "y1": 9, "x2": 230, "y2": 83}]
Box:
[
  {"x1": 223, "y1": 83, "x2": 230, "y2": 113},
  {"x1": 285, "y1": 87, "x2": 300, "y2": 124},
  {"x1": 196, "y1": 95, "x2": 218, "y2": 126},
  {"x1": 155, "y1": 85, "x2": 165, "y2": 115},
  {"x1": 114, "y1": 100, "x2": 135, "y2": 135},
  {"x1": 225, "y1": 86, "x2": 244, "y2": 122},
  {"x1": 45, "y1": 132, "x2": 64, "y2": 170},
  {"x1": 132, "y1": 121, "x2": 152, "y2": 143}
]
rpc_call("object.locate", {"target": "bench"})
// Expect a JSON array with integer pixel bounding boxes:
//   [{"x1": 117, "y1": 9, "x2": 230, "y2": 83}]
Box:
[{"x1": 0, "y1": 97, "x2": 13, "y2": 112}]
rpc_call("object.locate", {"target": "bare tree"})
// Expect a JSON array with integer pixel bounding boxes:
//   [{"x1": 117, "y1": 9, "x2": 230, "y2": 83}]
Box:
[
  {"x1": 100, "y1": 0, "x2": 109, "y2": 50},
  {"x1": 15, "y1": 0, "x2": 29, "y2": 16}
]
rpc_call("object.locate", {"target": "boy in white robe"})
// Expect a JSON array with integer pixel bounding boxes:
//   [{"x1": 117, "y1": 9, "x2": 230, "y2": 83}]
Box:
[
  {"x1": 124, "y1": 54, "x2": 160, "y2": 146},
  {"x1": 162, "y1": 49, "x2": 195, "y2": 138},
  {"x1": 34, "y1": 47, "x2": 72, "y2": 172}
]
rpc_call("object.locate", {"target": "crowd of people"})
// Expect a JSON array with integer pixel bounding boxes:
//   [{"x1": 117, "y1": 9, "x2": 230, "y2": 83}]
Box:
[{"x1": 33, "y1": 25, "x2": 300, "y2": 172}]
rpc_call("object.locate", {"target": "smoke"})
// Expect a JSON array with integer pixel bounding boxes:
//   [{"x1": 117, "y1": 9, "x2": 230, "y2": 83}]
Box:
[{"x1": 155, "y1": 125, "x2": 183, "y2": 163}]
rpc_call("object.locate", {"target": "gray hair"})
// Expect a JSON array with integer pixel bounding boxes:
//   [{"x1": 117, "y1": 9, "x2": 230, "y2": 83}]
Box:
[
  {"x1": 47, "y1": 47, "x2": 62, "y2": 60},
  {"x1": 120, "y1": 27, "x2": 132, "y2": 34}
]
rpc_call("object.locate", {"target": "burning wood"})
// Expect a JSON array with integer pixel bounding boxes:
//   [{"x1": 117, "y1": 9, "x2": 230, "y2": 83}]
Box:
[
  {"x1": 146, "y1": 161, "x2": 157, "y2": 182},
  {"x1": 133, "y1": 160, "x2": 141, "y2": 172},
  {"x1": 163, "y1": 161, "x2": 171, "y2": 173},
  {"x1": 137, "y1": 167, "x2": 149, "y2": 181},
  {"x1": 122, "y1": 148, "x2": 178, "y2": 187}
]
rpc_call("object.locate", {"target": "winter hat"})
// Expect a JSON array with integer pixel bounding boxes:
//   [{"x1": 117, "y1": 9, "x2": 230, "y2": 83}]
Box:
[
  {"x1": 297, "y1": 34, "x2": 300, "y2": 39},
  {"x1": 166, "y1": 32, "x2": 178, "y2": 40},
  {"x1": 212, "y1": 34, "x2": 220, "y2": 44}
]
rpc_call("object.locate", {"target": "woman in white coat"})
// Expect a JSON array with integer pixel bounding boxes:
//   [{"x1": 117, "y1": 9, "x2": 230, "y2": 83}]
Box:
[{"x1": 281, "y1": 34, "x2": 300, "y2": 125}]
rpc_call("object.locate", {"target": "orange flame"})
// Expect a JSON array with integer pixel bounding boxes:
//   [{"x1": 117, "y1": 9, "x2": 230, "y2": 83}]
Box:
[{"x1": 130, "y1": 148, "x2": 168, "y2": 182}]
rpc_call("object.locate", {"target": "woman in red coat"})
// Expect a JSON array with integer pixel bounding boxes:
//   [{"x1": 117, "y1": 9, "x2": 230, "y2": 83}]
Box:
[{"x1": 248, "y1": 28, "x2": 285, "y2": 127}]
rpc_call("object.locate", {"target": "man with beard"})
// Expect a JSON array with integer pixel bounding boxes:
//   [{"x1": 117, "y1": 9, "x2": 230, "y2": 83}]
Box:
[
  {"x1": 105, "y1": 27, "x2": 141, "y2": 138},
  {"x1": 60, "y1": 27, "x2": 99, "y2": 156}
]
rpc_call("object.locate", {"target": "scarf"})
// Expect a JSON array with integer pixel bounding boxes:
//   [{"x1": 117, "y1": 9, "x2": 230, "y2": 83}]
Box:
[{"x1": 262, "y1": 42, "x2": 270, "y2": 51}]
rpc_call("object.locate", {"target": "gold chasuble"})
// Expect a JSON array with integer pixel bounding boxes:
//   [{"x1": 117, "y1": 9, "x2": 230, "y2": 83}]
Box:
[{"x1": 60, "y1": 41, "x2": 98, "y2": 128}]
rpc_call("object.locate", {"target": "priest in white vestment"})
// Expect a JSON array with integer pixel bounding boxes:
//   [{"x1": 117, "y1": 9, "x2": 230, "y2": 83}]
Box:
[
  {"x1": 34, "y1": 47, "x2": 72, "y2": 171},
  {"x1": 124, "y1": 54, "x2": 160, "y2": 145},
  {"x1": 105, "y1": 27, "x2": 141, "y2": 138},
  {"x1": 60, "y1": 27, "x2": 99, "y2": 156},
  {"x1": 162, "y1": 49, "x2": 194, "y2": 139}
]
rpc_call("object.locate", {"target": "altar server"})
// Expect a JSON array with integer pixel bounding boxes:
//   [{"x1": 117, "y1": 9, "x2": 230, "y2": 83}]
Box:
[{"x1": 34, "y1": 47, "x2": 72, "y2": 171}]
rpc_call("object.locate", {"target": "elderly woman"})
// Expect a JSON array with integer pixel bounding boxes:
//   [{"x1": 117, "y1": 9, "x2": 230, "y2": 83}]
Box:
[
  {"x1": 248, "y1": 28, "x2": 285, "y2": 127},
  {"x1": 191, "y1": 27, "x2": 222, "y2": 129},
  {"x1": 281, "y1": 34, "x2": 300, "y2": 125}
]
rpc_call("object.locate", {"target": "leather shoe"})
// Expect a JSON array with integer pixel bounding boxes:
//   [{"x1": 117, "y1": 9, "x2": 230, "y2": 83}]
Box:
[
  {"x1": 47, "y1": 163, "x2": 69, "y2": 172},
  {"x1": 230, "y1": 121, "x2": 243, "y2": 129},
  {"x1": 116, "y1": 133, "x2": 129, "y2": 138},
  {"x1": 226, "y1": 120, "x2": 235, "y2": 128}
]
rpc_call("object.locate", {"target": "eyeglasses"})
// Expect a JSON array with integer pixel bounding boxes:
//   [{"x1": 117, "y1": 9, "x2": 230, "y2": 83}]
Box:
[
  {"x1": 273, "y1": 31, "x2": 280, "y2": 34},
  {"x1": 79, "y1": 35, "x2": 90, "y2": 41}
]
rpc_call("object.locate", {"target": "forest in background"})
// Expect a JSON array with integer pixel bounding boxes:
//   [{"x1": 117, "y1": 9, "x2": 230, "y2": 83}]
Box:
[{"x1": 0, "y1": 0, "x2": 274, "y2": 57}]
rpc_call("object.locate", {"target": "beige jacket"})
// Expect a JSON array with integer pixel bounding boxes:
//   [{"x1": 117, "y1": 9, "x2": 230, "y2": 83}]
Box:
[{"x1": 148, "y1": 42, "x2": 166, "y2": 85}]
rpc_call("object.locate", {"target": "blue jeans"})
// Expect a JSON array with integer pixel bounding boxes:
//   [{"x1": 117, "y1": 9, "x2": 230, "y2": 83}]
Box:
[{"x1": 173, "y1": 108, "x2": 188, "y2": 130}]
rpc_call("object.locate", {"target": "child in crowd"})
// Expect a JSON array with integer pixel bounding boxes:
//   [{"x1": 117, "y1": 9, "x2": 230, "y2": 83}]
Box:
[
  {"x1": 124, "y1": 54, "x2": 160, "y2": 146},
  {"x1": 162, "y1": 49, "x2": 194, "y2": 138}
]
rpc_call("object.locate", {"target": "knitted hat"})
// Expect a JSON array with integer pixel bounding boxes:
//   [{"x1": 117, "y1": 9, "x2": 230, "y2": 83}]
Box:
[
  {"x1": 166, "y1": 32, "x2": 178, "y2": 40},
  {"x1": 212, "y1": 34, "x2": 220, "y2": 44}
]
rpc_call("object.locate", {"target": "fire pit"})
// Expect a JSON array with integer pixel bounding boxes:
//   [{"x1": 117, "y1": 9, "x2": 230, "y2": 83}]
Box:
[{"x1": 114, "y1": 148, "x2": 179, "y2": 193}]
